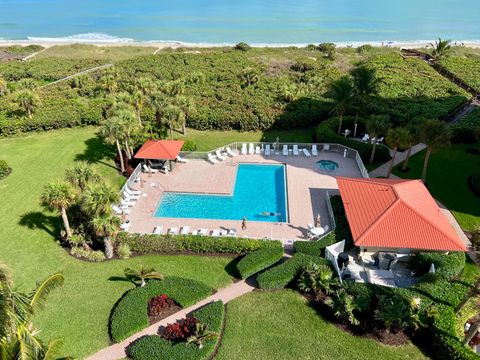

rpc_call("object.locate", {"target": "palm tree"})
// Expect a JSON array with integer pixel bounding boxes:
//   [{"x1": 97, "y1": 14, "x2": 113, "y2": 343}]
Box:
[
  {"x1": 429, "y1": 38, "x2": 452, "y2": 61},
  {"x1": 385, "y1": 127, "x2": 410, "y2": 177},
  {"x1": 91, "y1": 212, "x2": 120, "y2": 259},
  {"x1": 13, "y1": 89, "x2": 39, "y2": 118},
  {"x1": 41, "y1": 181, "x2": 76, "y2": 237},
  {"x1": 187, "y1": 323, "x2": 218, "y2": 349},
  {"x1": 113, "y1": 108, "x2": 138, "y2": 160},
  {"x1": 0, "y1": 264, "x2": 64, "y2": 360},
  {"x1": 418, "y1": 119, "x2": 450, "y2": 183},
  {"x1": 172, "y1": 95, "x2": 196, "y2": 135},
  {"x1": 100, "y1": 115, "x2": 127, "y2": 173},
  {"x1": 325, "y1": 288, "x2": 360, "y2": 326},
  {"x1": 65, "y1": 161, "x2": 100, "y2": 191},
  {"x1": 100, "y1": 68, "x2": 118, "y2": 94},
  {"x1": 80, "y1": 183, "x2": 119, "y2": 217},
  {"x1": 401, "y1": 122, "x2": 421, "y2": 172},
  {"x1": 162, "y1": 104, "x2": 185, "y2": 140},
  {"x1": 124, "y1": 266, "x2": 164, "y2": 287},
  {"x1": 351, "y1": 66, "x2": 380, "y2": 100},
  {"x1": 298, "y1": 263, "x2": 335, "y2": 296},
  {"x1": 328, "y1": 76, "x2": 354, "y2": 135},
  {"x1": 366, "y1": 115, "x2": 391, "y2": 164}
]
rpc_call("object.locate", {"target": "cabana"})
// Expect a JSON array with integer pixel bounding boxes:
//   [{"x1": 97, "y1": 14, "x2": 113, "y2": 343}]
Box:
[{"x1": 134, "y1": 140, "x2": 185, "y2": 172}]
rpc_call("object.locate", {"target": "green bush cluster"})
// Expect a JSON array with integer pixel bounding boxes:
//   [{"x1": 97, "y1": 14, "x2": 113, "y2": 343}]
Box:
[
  {"x1": 315, "y1": 116, "x2": 391, "y2": 164},
  {"x1": 440, "y1": 55, "x2": 480, "y2": 92},
  {"x1": 110, "y1": 277, "x2": 213, "y2": 342},
  {"x1": 293, "y1": 232, "x2": 336, "y2": 257},
  {"x1": 0, "y1": 160, "x2": 11, "y2": 179},
  {"x1": 116, "y1": 232, "x2": 282, "y2": 255},
  {"x1": 256, "y1": 253, "x2": 330, "y2": 290},
  {"x1": 411, "y1": 251, "x2": 466, "y2": 278},
  {"x1": 236, "y1": 247, "x2": 284, "y2": 279},
  {"x1": 126, "y1": 301, "x2": 224, "y2": 360},
  {"x1": 450, "y1": 108, "x2": 480, "y2": 143},
  {"x1": 70, "y1": 247, "x2": 105, "y2": 262}
]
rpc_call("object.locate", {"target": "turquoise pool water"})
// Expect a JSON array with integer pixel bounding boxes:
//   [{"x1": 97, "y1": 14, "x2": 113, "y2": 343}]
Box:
[
  {"x1": 317, "y1": 160, "x2": 338, "y2": 171},
  {"x1": 155, "y1": 164, "x2": 288, "y2": 222}
]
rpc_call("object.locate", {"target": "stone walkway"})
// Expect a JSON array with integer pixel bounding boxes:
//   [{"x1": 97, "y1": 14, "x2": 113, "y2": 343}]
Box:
[
  {"x1": 86, "y1": 280, "x2": 255, "y2": 360},
  {"x1": 369, "y1": 143, "x2": 426, "y2": 178}
]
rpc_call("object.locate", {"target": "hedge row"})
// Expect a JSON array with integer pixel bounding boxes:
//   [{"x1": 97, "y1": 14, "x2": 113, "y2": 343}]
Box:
[
  {"x1": 256, "y1": 253, "x2": 330, "y2": 290},
  {"x1": 450, "y1": 108, "x2": 480, "y2": 144},
  {"x1": 293, "y1": 232, "x2": 336, "y2": 257},
  {"x1": 411, "y1": 251, "x2": 466, "y2": 278},
  {"x1": 116, "y1": 232, "x2": 282, "y2": 255},
  {"x1": 236, "y1": 247, "x2": 284, "y2": 279},
  {"x1": 315, "y1": 116, "x2": 391, "y2": 164},
  {"x1": 110, "y1": 277, "x2": 213, "y2": 343},
  {"x1": 126, "y1": 301, "x2": 224, "y2": 360}
]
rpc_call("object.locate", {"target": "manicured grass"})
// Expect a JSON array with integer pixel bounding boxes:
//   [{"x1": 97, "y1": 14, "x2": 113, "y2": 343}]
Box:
[
  {"x1": 216, "y1": 290, "x2": 427, "y2": 360},
  {"x1": 174, "y1": 127, "x2": 316, "y2": 151},
  {"x1": 393, "y1": 144, "x2": 480, "y2": 231},
  {"x1": 0, "y1": 127, "x2": 233, "y2": 358}
]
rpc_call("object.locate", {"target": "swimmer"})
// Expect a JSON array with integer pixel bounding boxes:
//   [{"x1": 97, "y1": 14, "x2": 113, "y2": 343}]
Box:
[{"x1": 259, "y1": 212, "x2": 281, "y2": 217}]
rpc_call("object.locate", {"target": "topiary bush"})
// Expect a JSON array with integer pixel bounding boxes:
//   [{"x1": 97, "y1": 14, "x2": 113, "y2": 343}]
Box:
[
  {"x1": 116, "y1": 233, "x2": 282, "y2": 255},
  {"x1": 110, "y1": 277, "x2": 213, "y2": 343},
  {"x1": 127, "y1": 301, "x2": 224, "y2": 360},
  {"x1": 236, "y1": 247, "x2": 284, "y2": 279},
  {"x1": 256, "y1": 253, "x2": 330, "y2": 290},
  {"x1": 0, "y1": 160, "x2": 11, "y2": 179}
]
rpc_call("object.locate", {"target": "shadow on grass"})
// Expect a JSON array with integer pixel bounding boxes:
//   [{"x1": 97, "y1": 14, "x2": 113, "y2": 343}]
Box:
[
  {"x1": 225, "y1": 256, "x2": 242, "y2": 279},
  {"x1": 18, "y1": 211, "x2": 61, "y2": 238},
  {"x1": 75, "y1": 134, "x2": 117, "y2": 170}
]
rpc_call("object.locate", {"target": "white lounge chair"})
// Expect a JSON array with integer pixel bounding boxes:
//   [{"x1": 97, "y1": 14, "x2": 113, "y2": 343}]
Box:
[
  {"x1": 123, "y1": 191, "x2": 140, "y2": 200},
  {"x1": 248, "y1": 143, "x2": 254, "y2": 155},
  {"x1": 207, "y1": 153, "x2": 219, "y2": 164},
  {"x1": 125, "y1": 187, "x2": 141, "y2": 196},
  {"x1": 195, "y1": 228, "x2": 208, "y2": 236},
  {"x1": 311, "y1": 145, "x2": 318, "y2": 156},
  {"x1": 220, "y1": 230, "x2": 228, "y2": 236},
  {"x1": 112, "y1": 205, "x2": 131, "y2": 215},
  {"x1": 283, "y1": 145, "x2": 289, "y2": 156},
  {"x1": 143, "y1": 164, "x2": 159, "y2": 173},
  {"x1": 376, "y1": 137, "x2": 384, "y2": 144},
  {"x1": 228, "y1": 228, "x2": 237, "y2": 237},
  {"x1": 293, "y1": 145, "x2": 299, "y2": 156},
  {"x1": 215, "y1": 149, "x2": 227, "y2": 161},
  {"x1": 265, "y1": 144, "x2": 271, "y2": 156},
  {"x1": 226, "y1": 147, "x2": 237, "y2": 157},
  {"x1": 176, "y1": 155, "x2": 188, "y2": 163},
  {"x1": 303, "y1": 148, "x2": 311, "y2": 157},
  {"x1": 180, "y1": 226, "x2": 190, "y2": 235},
  {"x1": 323, "y1": 144, "x2": 330, "y2": 151},
  {"x1": 211, "y1": 229, "x2": 221, "y2": 236},
  {"x1": 120, "y1": 222, "x2": 131, "y2": 231},
  {"x1": 255, "y1": 146, "x2": 260, "y2": 154},
  {"x1": 241, "y1": 143, "x2": 247, "y2": 155},
  {"x1": 362, "y1": 134, "x2": 370, "y2": 142},
  {"x1": 153, "y1": 225, "x2": 164, "y2": 235},
  {"x1": 121, "y1": 200, "x2": 135, "y2": 207},
  {"x1": 168, "y1": 227, "x2": 179, "y2": 235}
]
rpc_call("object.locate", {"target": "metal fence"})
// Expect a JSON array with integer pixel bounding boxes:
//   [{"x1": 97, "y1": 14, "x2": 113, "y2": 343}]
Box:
[
  {"x1": 180, "y1": 141, "x2": 369, "y2": 178},
  {"x1": 121, "y1": 163, "x2": 142, "y2": 194}
]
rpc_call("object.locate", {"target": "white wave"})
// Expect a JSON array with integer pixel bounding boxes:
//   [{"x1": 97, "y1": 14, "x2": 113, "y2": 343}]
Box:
[{"x1": 26, "y1": 32, "x2": 134, "y2": 43}]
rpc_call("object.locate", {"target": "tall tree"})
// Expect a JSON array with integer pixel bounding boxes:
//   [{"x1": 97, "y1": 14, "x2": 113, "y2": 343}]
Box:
[
  {"x1": 91, "y1": 212, "x2": 120, "y2": 259},
  {"x1": 100, "y1": 115, "x2": 127, "y2": 173},
  {"x1": 41, "y1": 181, "x2": 76, "y2": 237},
  {"x1": 80, "y1": 183, "x2": 119, "y2": 217},
  {"x1": 172, "y1": 95, "x2": 196, "y2": 135},
  {"x1": 351, "y1": 66, "x2": 380, "y2": 101},
  {"x1": 100, "y1": 67, "x2": 118, "y2": 94},
  {"x1": 385, "y1": 127, "x2": 410, "y2": 177},
  {"x1": 418, "y1": 119, "x2": 450, "y2": 183},
  {"x1": 328, "y1": 76, "x2": 354, "y2": 135},
  {"x1": 366, "y1": 115, "x2": 391, "y2": 164},
  {"x1": 401, "y1": 121, "x2": 421, "y2": 172},
  {"x1": 429, "y1": 38, "x2": 452, "y2": 61},
  {"x1": 65, "y1": 161, "x2": 100, "y2": 191},
  {"x1": 13, "y1": 89, "x2": 39, "y2": 118},
  {"x1": 161, "y1": 104, "x2": 185, "y2": 140}
]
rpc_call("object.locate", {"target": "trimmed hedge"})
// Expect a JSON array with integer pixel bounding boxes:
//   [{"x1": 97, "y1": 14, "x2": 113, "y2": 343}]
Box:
[
  {"x1": 127, "y1": 301, "x2": 224, "y2": 360},
  {"x1": 411, "y1": 251, "x2": 466, "y2": 278},
  {"x1": 236, "y1": 247, "x2": 284, "y2": 279},
  {"x1": 293, "y1": 232, "x2": 336, "y2": 257},
  {"x1": 256, "y1": 253, "x2": 330, "y2": 290},
  {"x1": 110, "y1": 277, "x2": 213, "y2": 343},
  {"x1": 316, "y1": 116, "x2": 391, "y2": 164},
  {"x1": 0, "y1": 160, "x2": 11, "y2": 179},
  {"x1": 116, "y1": 232, "x2": 282, "y2": 255},
  {"x1": 450, "y1": 108, "x2": 480, "y2": 144}
]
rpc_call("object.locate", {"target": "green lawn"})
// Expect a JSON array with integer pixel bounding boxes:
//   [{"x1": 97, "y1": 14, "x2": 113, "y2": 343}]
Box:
[
  {"x1": 393, "y1": 144, "x2": 480, "y2": 231},
  {"x1": 0, "y1": 127, "x2": 233, "y2": 358},
  {"x1": 216, "y1": 290, "x2": 428, "y2": 360},
  {"x1": 174, "y1": 127, "x2": 316, "y2": 151}
]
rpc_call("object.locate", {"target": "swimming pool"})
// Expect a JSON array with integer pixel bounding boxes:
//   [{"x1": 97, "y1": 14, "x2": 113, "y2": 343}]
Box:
[{"x1": 155, "y1": 164, "x2": 288, "y2": 222}]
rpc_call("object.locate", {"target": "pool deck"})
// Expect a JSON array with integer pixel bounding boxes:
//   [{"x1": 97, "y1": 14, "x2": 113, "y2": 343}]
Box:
[{"x1": 126, "y1": 151, "x2": 363, "y2": 245}]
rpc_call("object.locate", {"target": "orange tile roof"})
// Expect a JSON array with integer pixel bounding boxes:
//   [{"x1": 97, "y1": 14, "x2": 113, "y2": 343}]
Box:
[
  {"x1": 336, "y1": 177, "x2": 467, "y2": 252},
  {"x1": 134, "y1": 140, "x2": 185, "y2": 160}
]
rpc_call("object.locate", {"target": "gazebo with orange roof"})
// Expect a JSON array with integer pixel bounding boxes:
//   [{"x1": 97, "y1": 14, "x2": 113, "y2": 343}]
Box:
[{"x1": 134, "y1": 140, "x2": 185, "y2": 170}]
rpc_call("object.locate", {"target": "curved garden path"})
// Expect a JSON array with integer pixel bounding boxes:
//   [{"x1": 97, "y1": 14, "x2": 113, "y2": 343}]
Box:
[{"x1": 86, "y1": 279, "x2": 255, "y2": 360}]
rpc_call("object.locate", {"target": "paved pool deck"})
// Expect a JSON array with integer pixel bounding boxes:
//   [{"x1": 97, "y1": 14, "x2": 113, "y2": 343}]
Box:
[{"x1": 125, "y1": 151, "x2": 363, "y2": 244}]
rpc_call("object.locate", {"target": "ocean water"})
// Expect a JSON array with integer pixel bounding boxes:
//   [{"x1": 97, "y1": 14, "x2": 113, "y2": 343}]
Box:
[
  {"x1": 155, "y1": 164, "x2": 288, "y2": 222},
  {"x1": 0, "y1": 0, "x2": 478, "y2": 44}
]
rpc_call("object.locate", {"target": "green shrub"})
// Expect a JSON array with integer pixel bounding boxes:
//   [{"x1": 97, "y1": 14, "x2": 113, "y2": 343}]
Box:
[
  {"x1": 181, "y1": 139, "x2": 197, "y2": 151},
  {"x1": 411, "y1": 252, "x2": 466, "y2": 278},
  {"x1": 256, "y1": 253, "x2": 330, "y2": 290},
  {"x1": 236, "y1": 247, "x2": 284, "y2": 279},
  {"x1": 316, "y1": 116, "x2": 391, "y2": 164},
  {"x1": 110, "y1": 277, "x2": 213, "y2": 342},
  {"x1": 293, "y1": 232, "x2": 336, "y2": 256},
  {"x1": 70, "y1": 247, "x2": 105, "y2": 262},
  {"x1": 233, "y1": 42, "x2": 251, "y2": 51},
  {"x1": 450, "y1": 108, "x2": 480, "y2": 143},
  {"x1": 116, "y1": 243, "x2": 131, "y2": 259},
  {"x1": 127, "y1": 301, "x2": 224, "y2": 360},
  {"x1": 0, "y1": 160, "x2": 11, "y2": 179},
  {"x1": 356, "y1": 44, "x2": 374, "y2": 53},
  {"x1": 116, "y1": 233, "x2": 282, "y2": 255}
]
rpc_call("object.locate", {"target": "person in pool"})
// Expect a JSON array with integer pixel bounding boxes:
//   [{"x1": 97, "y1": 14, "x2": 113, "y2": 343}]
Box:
[{"x1": 259, "y1": 212, "x2": 281, "y2": 217}]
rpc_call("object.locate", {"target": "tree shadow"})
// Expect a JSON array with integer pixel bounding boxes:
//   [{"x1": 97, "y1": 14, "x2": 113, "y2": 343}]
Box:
[
  {"x1": 108, "y1": 275, "x2": 135, "y2": 285},
  {"x1": 75, "y1": 133, "x2": 117, "y2": 170},
  {"x1": 18, "y1": 211, "x2": 61, "y2": 238}
]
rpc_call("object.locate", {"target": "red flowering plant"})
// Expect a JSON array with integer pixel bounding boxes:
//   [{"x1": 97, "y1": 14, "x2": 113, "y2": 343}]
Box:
[
  {"x1": 162, "y1": 317, "x2": 198, "y2": 342},
  {"x1": 148, "y1": 294, "x2": 176, "y2": 317}
]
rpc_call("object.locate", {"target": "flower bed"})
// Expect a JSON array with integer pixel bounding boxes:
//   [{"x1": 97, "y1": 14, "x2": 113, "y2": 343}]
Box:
[
  {"x1": 147, "y1": 294, "x2": 181, "y2": 325},
  {"x1": 109, "y1": 277, "x2": 213, "y2": 343},
  {"x1": 127, "y1": 301, "x2": 225, "y2": 360},
  {"x1": 236, "y1": 247, "x2": 284, "y2": 279}
]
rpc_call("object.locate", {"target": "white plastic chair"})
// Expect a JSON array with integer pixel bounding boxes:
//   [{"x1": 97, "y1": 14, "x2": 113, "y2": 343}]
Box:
[
  {"x1": 241, "y1": 144, "x2": 247, "y2": 155},
  {"x1": 311, "y1": 145, "x2": 318, "y2": 156},
  {"x1": 215, "y1": 149, "x2": 227, "y2": 161},
  {"x1": 207, "y1": 153, "x2": 219, "y2": 164},
  {"x1": 226, "y1": 147, "x2": 237, "y2": 157},
  {"x1": 248, "y1": 143, "x2": 255, "y2": 155},
  {"x1": 293, "y1": 145, "x2": 299, "y2": 156},
  {"x1": 265, "y1": 144, "x2": 271, "y2": 156},
  {"x1": 303, "y1": 148, "x2": 311, "y2": 157},
  {"x1": 283, "y1": 145, "x2": 289, "y2": 156}
]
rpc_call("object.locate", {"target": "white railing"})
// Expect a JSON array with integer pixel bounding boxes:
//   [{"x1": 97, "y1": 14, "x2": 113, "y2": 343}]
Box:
[
  {"x1": 180, "y1": 141, "x2": 369, "y2": 178},
  {"x1": 121, "y1": 163, "x2": 142, "y2": 193}
]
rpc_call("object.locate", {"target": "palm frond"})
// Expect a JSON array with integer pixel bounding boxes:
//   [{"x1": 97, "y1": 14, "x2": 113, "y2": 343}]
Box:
[
  {"x1": 28, "y1": 273, "x2": 64, "y2": 313},
  {"x1": 42, "y1": 338, "x2": 63, "y2": 360}
]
